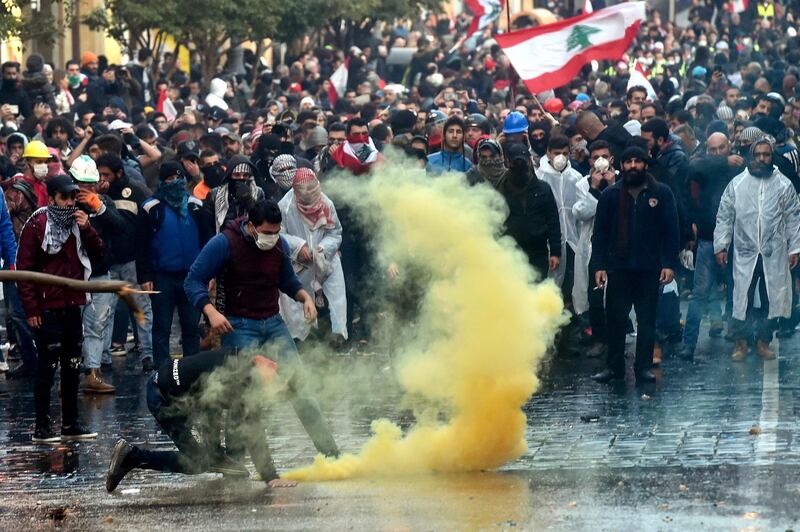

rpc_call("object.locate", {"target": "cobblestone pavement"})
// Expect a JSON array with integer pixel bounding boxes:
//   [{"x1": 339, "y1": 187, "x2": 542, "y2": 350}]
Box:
[{"x1": 1, "y1": 316, "x2": 800, "y2": 530}]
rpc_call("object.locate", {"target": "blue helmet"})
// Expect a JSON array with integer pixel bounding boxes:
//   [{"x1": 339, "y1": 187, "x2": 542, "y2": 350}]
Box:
[{"x1": 503, "y1": 111, "x2": 529, "y2": 134}]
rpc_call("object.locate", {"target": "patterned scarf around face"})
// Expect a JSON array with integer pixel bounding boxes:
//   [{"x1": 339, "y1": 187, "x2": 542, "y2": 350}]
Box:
[
  {"x1": 44, "y1": 205, "x2": 78, "y2": 252},
  {"x1": 293, "y1": 168, "x2": 332, "y2": 230}
]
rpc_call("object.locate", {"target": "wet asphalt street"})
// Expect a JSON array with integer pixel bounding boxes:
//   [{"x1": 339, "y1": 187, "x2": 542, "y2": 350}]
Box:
[{"x1": 2, "y1": 315, "x2": 800, "y2": 531}]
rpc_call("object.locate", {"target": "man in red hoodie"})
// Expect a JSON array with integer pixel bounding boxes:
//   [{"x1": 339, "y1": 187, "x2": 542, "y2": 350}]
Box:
[{"x1": 17, "y1": 175, "x2": 104, "y2": 443}]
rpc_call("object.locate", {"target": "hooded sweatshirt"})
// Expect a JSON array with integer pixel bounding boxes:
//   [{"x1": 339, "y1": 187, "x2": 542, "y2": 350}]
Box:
[{"x1": 205, "y1": 78, "x2": 229, "y2": 110}]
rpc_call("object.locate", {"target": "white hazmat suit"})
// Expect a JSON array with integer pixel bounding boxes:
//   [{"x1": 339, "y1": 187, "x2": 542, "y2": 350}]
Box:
[{"x1": 713, "y1": 166, "x2": 800, "y2": 321}]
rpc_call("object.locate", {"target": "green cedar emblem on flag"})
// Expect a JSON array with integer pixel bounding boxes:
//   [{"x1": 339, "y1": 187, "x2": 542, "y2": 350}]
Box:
[{"x1": 567, "y1": 25, "x2": 602, "y2": 52}]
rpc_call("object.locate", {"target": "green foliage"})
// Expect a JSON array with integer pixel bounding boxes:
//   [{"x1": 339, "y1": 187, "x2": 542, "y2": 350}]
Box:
[{"x1": 0, "y1": 0, "x2": 73, "y2": 46}]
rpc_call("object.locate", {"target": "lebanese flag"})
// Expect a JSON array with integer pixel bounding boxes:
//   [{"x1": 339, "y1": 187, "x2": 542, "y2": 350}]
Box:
[
  {"x1": 496, "y1": 2, "x2": 646, "y2": 94},
  {"x1": 328, "y1": 59, "x2": 349, "y2": 106},
  {"x1": 465, "y1": 0, "x2": 505, "y2": 38},
  {"x1": 627, "y1": 61, "x2": 657, "y2": 101},
  {"x1": 729, "y1": 0, "x2": 748, "y2": 13}
]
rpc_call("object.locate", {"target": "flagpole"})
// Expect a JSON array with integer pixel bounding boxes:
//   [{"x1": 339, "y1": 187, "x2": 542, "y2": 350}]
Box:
[{"x1": 505, "y1": 0, "x2": 517, "y2": 106}]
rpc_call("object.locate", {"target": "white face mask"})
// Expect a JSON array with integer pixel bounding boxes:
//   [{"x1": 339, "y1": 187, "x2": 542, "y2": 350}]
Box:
[
  {"x1": 253, "y1": 228, "x2": 279, "y2": 251},
  {"x1": 594, "y1": 157, "x2": 610, "y2": 172},
  {"x1": 552, "y1": 154, "x2": 568, "y2": 172},
  {"x1": 33, "y1": 163, "x2": 48, "y2": 179}
]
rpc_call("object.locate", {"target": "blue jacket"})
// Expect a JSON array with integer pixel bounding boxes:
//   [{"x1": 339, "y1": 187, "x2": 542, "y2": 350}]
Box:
[
  {"x1": 0, "y1": 191, "x2": 17, "y2": 266},
  {"x1": 426, "y1": 150, "x2": 473, "y2": 174},
  {"x1": 141, "y1": 196, "x2": 202, "y2": 277},
  {"x1": 591, "y1": 177, "x2": 680, "y2": 273}
]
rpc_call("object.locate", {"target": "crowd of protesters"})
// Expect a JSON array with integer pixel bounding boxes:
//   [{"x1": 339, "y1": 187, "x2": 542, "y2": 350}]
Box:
[{"x1": 0, "y1": 0, "x2": 799, "y2": 443}]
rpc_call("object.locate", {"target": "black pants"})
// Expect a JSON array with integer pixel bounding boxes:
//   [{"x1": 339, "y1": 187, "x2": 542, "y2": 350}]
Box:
[
  {"x1": 605, "y1": 271, "x2": 660, "y2": 375},
  {"x1": 136, "y1": 378, "x2": 278, "y2": 480},
  {"x1": 561, "y1": 247, "x2": 575, "y2": 307},
  {"x1": 588, "y1": 264, "x2": 606, "y2": 343},
  {"x1": 730, "y1": 256, "x2": 777, "y2": 343},
  {"x1": 34, "y1": 307, "x2": 83, "y2": 428}
]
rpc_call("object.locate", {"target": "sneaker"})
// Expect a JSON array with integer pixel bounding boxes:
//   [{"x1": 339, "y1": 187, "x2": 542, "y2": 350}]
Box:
[
  {"x1": 106, "y1": 439, "x2": 137, "y2": 492},
  {"x1": 110, "y1": 343, "x2": 127, "y2": 357},
  {"x1": 61, "y1": 423, "x2": 98, "y2": 440},
  {"x1": 141, "y1": 357, "x2": 155, "y2": 372},
  {"x1": 32, "y1": 425, "x2": 61, "y2": 444},
  {"x1": 208, "y1": 455, "x2": 249, "y2": 477}
]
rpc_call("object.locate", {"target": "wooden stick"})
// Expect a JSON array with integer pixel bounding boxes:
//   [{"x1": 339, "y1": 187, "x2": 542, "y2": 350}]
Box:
[{"x1": 0, "y1": 270, "x2": 158, "y2": 325}]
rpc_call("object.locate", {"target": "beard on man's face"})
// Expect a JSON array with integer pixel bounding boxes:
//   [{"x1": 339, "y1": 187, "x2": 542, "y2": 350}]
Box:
[{"x1": 622, "y1": 168, "x2": 646, "y2": 186}]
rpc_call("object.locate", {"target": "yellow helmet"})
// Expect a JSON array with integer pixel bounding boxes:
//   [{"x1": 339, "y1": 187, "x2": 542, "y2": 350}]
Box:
[{"x1": 22, "y1": 140, "x2": 50, "y2": 159}]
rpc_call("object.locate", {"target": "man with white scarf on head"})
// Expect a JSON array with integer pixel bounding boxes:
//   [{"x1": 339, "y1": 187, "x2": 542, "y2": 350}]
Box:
[{"x1": 278, "y1": 168, "x2": 347, "y2": 341}]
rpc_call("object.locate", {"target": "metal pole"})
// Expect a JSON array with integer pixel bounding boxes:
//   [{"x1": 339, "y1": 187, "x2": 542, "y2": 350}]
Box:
[{"x1": 506, "y1": 0, "x2": 517, "y2": 106}]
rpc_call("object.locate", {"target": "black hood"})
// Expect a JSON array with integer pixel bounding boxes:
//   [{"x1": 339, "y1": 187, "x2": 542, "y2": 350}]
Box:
[{"x1": 223, "y1": 154, "x2": 257, "y2": 182}]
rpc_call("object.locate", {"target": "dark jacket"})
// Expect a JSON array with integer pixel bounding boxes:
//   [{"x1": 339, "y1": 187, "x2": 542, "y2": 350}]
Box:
[
  {"x1": 500, "y1": 172, "x2": 562, "y2": 266},
  {"x1": 106, "y1": 174, "x2": 152, "y2": 271},
  {"x1": 591, "y1": 177, "x2": 680, "y2": 273},
  {"x1": 687, "y1": 156, "x2": 743, "y2": 241},
  {"x1": 16, "y1": 210, "x2": 104, "y2": 317},
  {"x1": 184, "y1": 219, "x2": 303, "y2": 319},
  {"x1": 0, "y1": 81, "x2": 31, "y2": 119},
  {"x1": 85, "y1": 195, "x2": 127, "y2": 276},
  {"x1": 140, "y1": 195, "x2": 203, "y2": 282},
  {"x1": 651, "y1": 138, "x2": 692, "y2": 246}
]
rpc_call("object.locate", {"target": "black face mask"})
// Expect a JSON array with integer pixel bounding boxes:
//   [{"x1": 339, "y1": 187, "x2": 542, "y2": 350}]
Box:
[
  {"x1": 280, "y1": 141, "x2": 294, "y2": 155},
  {"x1": 230, "y1": 179, "x2": 252, "y2": 201},
  {"x1": 622, "y1": 168, "x2": 647, "y2": 186},
  {"x1": 202, "y1": 163, "x2": 225, "y2": 188},
  {"x1": 530, "y1": 139, "x2": 547, "y2": 156},
  {"x1": 509, "y1": 162, "x2": 531, "y2": 187}
]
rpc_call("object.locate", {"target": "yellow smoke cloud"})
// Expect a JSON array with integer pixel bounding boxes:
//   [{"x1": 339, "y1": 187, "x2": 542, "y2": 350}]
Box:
[{"x1": 283, "y1": 156, "x2": 565, "y2": 481}]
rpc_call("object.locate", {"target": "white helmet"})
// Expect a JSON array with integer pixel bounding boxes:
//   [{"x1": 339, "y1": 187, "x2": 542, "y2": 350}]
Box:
[{"x1": 69, "y1": 155, "x2": 99, "y2": 183}]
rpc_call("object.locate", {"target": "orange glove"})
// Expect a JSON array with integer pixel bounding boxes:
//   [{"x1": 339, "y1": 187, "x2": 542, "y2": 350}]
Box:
[{"x1": 77, "y1": 191, "x2": 102, "y2": 213}]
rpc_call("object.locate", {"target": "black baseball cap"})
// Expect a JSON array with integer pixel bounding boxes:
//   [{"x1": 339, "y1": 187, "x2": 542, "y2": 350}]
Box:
[
  {"x1": 46, "y1": 174, "x2": 80, "y2": 197},
  {"x1": 177, "y1": 140, "x2": 200, "y2": 160}
]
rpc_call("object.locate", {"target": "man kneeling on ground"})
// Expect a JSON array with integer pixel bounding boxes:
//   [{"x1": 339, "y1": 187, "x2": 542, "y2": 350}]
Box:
[{"x1": 106, "y1": 348, "x2": 296, "y2": 491}]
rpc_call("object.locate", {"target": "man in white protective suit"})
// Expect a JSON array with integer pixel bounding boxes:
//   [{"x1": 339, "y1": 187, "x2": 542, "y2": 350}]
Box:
[{"x1": 714, "y1": 138, "x2": 800, "y2": 361}]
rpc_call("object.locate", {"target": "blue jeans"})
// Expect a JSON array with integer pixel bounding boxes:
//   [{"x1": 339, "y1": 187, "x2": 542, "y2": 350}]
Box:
[
  {"x1": 3, "y1": 280, "x2": 37, "y2": 370},
  {"x1": 109, "y1": 261, "x2": 153, "y2": 361},
  {"x1": 222, "y1": 314, "x2": 339, "y2": 457},
  {"x1": 150, "y1": 272, "x2": 199, "y2": 366},
  {"x1": 82, "y1": 275, "x2": 116, "y2": 368},
  {"x1": 682, "y1": 239, "x2": 723, "y2": 352}
]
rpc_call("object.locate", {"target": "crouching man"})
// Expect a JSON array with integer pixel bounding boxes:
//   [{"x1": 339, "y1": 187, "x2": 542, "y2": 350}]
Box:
[{"x1": 106, "y1": 349, "x2": 296, "y2": 491}]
